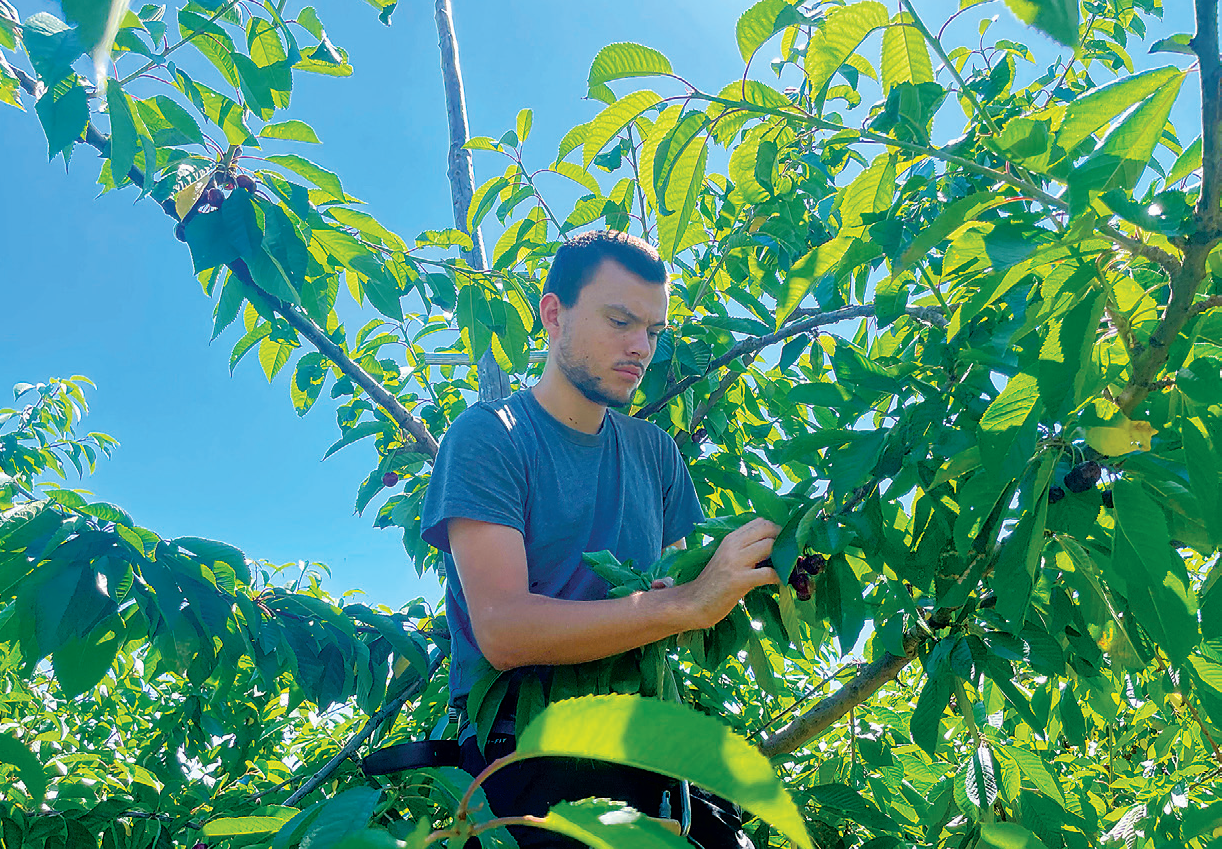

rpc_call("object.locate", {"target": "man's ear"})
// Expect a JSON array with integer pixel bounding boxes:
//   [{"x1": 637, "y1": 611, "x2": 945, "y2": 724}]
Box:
[{"x1": 539, "y1": 291, "x2": 563, "y2": 337}]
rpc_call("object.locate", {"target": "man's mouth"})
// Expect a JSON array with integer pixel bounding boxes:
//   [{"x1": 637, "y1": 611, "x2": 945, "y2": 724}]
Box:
[{"x1": 613, "y1": 365, "x2": 643, "y2": 380}]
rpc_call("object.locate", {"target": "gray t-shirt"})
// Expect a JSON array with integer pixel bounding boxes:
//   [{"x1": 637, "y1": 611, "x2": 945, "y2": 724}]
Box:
[{"x1": 420, "y1": 389, "x2": 704, "y2": 703}]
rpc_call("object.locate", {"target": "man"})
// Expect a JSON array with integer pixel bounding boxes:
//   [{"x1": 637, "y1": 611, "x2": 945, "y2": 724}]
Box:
[{"x1": 421, "y1": 230, "x2": 779, "y2": 848}]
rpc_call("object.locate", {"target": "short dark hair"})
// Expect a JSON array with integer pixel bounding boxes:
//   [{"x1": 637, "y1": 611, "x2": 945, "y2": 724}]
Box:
[{"x1": 542, "y1": 230, "x2": 667, "y2": 307}]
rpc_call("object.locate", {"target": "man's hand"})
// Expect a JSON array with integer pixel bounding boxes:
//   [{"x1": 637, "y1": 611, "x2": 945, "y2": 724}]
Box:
[{"x1": 675, "y1": 517, "x2": 780, "y2": 630}]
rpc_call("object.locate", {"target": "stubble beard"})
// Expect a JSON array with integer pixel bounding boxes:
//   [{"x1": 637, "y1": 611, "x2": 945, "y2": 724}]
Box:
[{"x1": 555, "y1": 328, "x2": 634, "y2": 408}]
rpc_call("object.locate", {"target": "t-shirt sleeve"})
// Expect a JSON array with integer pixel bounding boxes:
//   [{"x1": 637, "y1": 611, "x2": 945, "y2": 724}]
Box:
[
  {"x1": 420, "y1": 405, "x2": 527, "y2": 554},
  {"x1": 660, "y1": 434, "x2": 705, "y2": 547}
]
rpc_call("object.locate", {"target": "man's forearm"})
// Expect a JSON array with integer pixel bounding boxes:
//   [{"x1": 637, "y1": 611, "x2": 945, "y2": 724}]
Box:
[{"x1": 471, "y1": 587, "x2": 694, "y2": 670}]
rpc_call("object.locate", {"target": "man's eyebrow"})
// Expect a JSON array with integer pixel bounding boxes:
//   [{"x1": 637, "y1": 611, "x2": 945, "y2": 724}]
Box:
[{"x1": 605, "y1": 303, "x2": 668, "y2": 328}]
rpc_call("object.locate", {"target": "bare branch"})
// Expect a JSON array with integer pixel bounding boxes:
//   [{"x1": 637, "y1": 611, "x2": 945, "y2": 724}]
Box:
[
  {"x1": 1191, "y1": 293, "x2": 1222, "y2": 317},
  {"x1": 760, "y1": 638, "x2": 919, "y2": 757},
  {"x1": 635, "y1": 304, "x2": 944, "y2": 419},
  {"x1": 1195, "y1": 0, "x2": 1222, "y2": 233},
  {"x1": 435, "y1": 0, "x2": 511, "y2": 403},
  {"x1": 283, "y1": 653, "x2": 444, "y2": 807}
]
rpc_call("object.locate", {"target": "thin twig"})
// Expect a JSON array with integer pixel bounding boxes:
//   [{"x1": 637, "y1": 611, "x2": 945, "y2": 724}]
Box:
[
  {"x1": 283, "y1": 652, "x2": 443, "y2": 807},
  {"x1": 634, "y1": 304, "x2": 944, "y2": 419},
  {"x1": 117, "y1": 0, "x2": 244, "y2": 86}
]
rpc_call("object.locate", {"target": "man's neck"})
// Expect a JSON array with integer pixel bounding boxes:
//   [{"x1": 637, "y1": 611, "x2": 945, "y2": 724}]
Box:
[{"x1": 530, "y1": 370, "x2": 607, "y2": 434}]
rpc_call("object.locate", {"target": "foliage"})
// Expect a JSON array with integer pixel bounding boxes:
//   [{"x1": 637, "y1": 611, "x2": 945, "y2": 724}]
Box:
[{"x1": 4, "y1": 0, "x2": 1222, "y2": 848}]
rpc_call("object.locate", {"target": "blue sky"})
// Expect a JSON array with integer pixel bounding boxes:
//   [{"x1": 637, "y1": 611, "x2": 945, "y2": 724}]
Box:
[{"x1": 1, "y1": 1, "x2": 1194, "y2": 609}]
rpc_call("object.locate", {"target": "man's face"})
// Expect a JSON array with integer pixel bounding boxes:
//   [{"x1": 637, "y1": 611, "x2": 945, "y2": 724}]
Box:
[{"x1": 552, "y1": 259, "x2": 669, "y2": 407}]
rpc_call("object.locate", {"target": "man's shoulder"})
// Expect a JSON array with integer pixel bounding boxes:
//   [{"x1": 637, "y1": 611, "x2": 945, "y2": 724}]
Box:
[
  {"x1": 442, "y1": 394, "x2": 530, "y2": 448},
  {"x1": 608, "y1": 408, "x2": 673, "y2": 453}
]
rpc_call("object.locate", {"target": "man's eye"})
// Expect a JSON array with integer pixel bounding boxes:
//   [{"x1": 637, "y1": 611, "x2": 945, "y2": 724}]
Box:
[{"x1": 610, "y1": 318, "x2": 628, "y2": 328}]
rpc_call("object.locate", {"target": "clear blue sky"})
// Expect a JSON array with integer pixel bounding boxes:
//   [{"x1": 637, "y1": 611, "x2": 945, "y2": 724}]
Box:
[{"x1": 1, "y1": 1, "x2": 1193, "y2": 609}]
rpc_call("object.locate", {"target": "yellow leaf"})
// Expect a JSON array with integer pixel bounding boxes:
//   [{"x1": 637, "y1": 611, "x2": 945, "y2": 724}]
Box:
[
  {"x1": 1086, "y1": 417, "x2": 1157, "y2": 455},
  {"x1": 175, "y1": 172, "x2": 212, "y2": 220}
]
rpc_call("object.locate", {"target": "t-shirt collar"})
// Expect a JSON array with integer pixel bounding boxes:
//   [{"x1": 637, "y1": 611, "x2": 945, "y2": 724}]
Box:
[{"x1": 522, "y1": 388, "x2": 607, "y2": 447}]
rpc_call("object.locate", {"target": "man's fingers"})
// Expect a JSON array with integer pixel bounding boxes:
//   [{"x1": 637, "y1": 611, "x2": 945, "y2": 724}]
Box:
[
  {"x1": 750, "y1": 564, "x2": 780, "y2": 586},
  {"x1": 726, "y1": 518, "x2": 781, "y2": 547},
  {"x1": 651, "y1": 577, "x2": 675, "y2": 589},
  {"x1": 740, "y1": 536, "x2": 775, "y2": 565}
]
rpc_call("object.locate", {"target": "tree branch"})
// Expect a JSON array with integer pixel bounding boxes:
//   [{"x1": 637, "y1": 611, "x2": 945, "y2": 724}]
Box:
[
  {"x1": 283, "y1": 652, "x2": 444, "y2": 807},
  {"x1": 1195, "y1": 0, "x2": 1222, "y2": 234},
  {"x1": 759, "y1": 635, "x2": 920, "y2": 758},
  {"x1": 435, "y1": 0, "x2": 511, "y2": 403},
  {"x1": 1191, "y1": 293, "x2": 1222, "y2": 316},
  {"x1": 18, "y1": 67, "x2": 441, "y2": 459},
  {"x1": 635, "y1": 304, "x2": 944, "y2": 419}
]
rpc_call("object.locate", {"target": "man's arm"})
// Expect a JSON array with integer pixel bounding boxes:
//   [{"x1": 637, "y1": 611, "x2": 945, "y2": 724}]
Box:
[{"x1": 449, "y1": 516, "x2": 780, "y2": 670}]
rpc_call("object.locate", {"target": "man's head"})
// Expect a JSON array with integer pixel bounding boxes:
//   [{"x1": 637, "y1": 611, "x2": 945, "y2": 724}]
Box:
[{"x1": 539, "y1": 231, "x2": 669, "y2": 408}]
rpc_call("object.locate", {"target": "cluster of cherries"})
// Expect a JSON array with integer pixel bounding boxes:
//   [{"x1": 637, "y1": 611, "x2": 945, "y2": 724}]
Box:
[
  {"x1": 757, "y1": 551, "x2": 825, "y2": 602},
  {"x1": 1048, "y1": 460, "x2": 1114, "y2": 506},
  {"x1": 169, "y1": 173, "x2": 258, "y2": 241}
]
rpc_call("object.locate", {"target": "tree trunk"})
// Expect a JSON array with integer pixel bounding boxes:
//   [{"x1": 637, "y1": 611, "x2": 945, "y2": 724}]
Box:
[{"x1": 434, "y1": 0, "x2": 512, "y2": 402}]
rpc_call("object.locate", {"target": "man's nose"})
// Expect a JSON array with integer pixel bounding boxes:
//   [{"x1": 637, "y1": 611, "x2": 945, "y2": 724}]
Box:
[{"x1": 626, "y1": 326, "x2": 651, "y2": 359}]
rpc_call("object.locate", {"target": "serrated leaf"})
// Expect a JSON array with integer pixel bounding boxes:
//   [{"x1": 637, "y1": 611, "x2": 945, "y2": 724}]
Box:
[
  {"x1": 881, "y1": 12, "x2": 933, "y2": 92},
  {"x1": 736, "y1": 0, "x2": 803, "y2": 63},
  {"x1": 1001, "y1": 0, "x2": 1078, "y2": 46},
  {"x1": 259, "y1": 119, "x2": 321, "y2": 143},
  {"x1": 266, "y1": 153, "x2": 346, "y2": 202},
  {"x1": 1057, "y1": 66, "x2": 1180, "y2": 155},
  {"x1": 587, "y1": 41, "x2": 672, "y2": 87},
  {"x1": 583, "y1": 90, "x2": 662, "y2": 170},
  {"x1": 805, "y1": 2, "x2": 888, "y2": 97}
]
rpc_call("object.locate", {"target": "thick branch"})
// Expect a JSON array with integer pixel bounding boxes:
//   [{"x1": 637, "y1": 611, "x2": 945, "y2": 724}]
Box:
[
  {"x1": 635, "y1": 304, "x2": 944, "y2": 419},
  {"x1": 435, "y1": 0, "x2": 510, "y2": 403},
  {"x1": 1195, "y1": 0, "x2": 1222, "y2": 233},
  {"x1": 760, "y1": 635, "x2": 920, "y2": 757},
  {"x1": 1115, "y1": 237, "x2": 1213, "y2": 414},
  {"x1": 27, "y1": 70, "x2": 440, "y2": 458},
  {"x1": 283, "y1": 652, "x2": 443, "y2": 807}
]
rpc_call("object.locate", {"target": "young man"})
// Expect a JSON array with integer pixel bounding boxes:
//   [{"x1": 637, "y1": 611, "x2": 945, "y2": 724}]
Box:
[{"x1": 421, "y1": 230, "x2": 779, "y2": 848}]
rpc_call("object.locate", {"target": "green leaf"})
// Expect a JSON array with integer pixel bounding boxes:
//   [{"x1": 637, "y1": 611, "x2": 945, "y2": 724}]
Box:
[
  {"x1": 52, "y1": 618, "x2": 122, "y2": 698},
  {"x1": 736, "y1": 0, "x2": 803, "y2": 63},
  {"x1": 996, "y1": 745, "x2": 1065, "y2": 806},
  {"x1": 105, "y1": 83, "x2": 138, "y2": 185},
  {"x1": 777, "y1": 236, "x2": 856, "y2": 326},
  {"x1": 583, "y1": 90, "x2": 662, "y2": 170},
  {"x1": 22, "y1": 13, "x2": 83, "y2": 83},
  {"x1": 1000, "y1": 0, "x2": 1078, "y2": 46},
  {"x1": 185, "y1": 207, "x2": 240, "y2": 274},
  {"x1": 529, "y1": 799, "x2": 691, "y2": 849},
  {"x1": 204, "y1": 816, "x2": 297, "y2": 838},
  {"x1": 550, "y1": 161, "x2": 601, "y2": 196},
  {"x1": 836, "y1": 153, "x2": 896, "y2": 234},
  {"x1": 1110, "y1": 480, "x2": 1199, "y2": 661},
  {"x1": 587, "y1": 42, "x2": 673, "y2": 87},
  {"x1": 978, "y1": 371, "x2": 1040, "y2": 464},
  {"x1": 656, "y1": 132, "x2": 708, "y2": 261},
  {"x1": 898, "y1": 192, "x2": 1014, "y2": 270},
  {"x1": 881, "y1": 13, "x2": 933, "y2": 92},
  {"x1": 1056, "y1": 66, "x2": 1181, "y2": 155},
  {"x1": 805, "y1": 2, "x2": 889, "y2": 97},
  {"x1": 964, "y1": 746, "x2": 999, "y2": 811},
  {"x1": 35, "y1": 75, "x2": 87, "y2": 160},
  {"x1": 910, "y1": 668, "x2": 951, "y2": 756},
  {"x1": 0, "y1": 733, "x2": 46, "y2": 804},
  {"x1": 979, "y1": 823, "x2": 1050, "y2": 849},
  {"x1": 323, "y1": 420, "x2": 387, "y2": 460},
  {"x1": 266, "y1": 153, "x2": 347, "y2": 202},
  {"x1": 516, "y1": 695, "x2": 812, "y2": 849},
  {"x1": 807, "y1": 783, "x2": 901, "y2": 834},
  {"x1": 298, "y1": 787, "x2": 381, "y2": 849},
  {"x1": 61, "y1": 0, "x2": 129, "y2": 82},
  {"x1": 232, "y1": 52, "x2": 275, "y2": 119},
  {"x1": 1166, "y1": 135, "x2": 1202, "y2": 186},
  {"x1": 1070, "y1": 73, "x2": 1184, "y2": 203},
  {"x1": 259, "y1": 119, "x2": 321, "y2": 143},
  {"x1": 1150, "y1": 32, "x2": 1194, "y2": 55}
]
